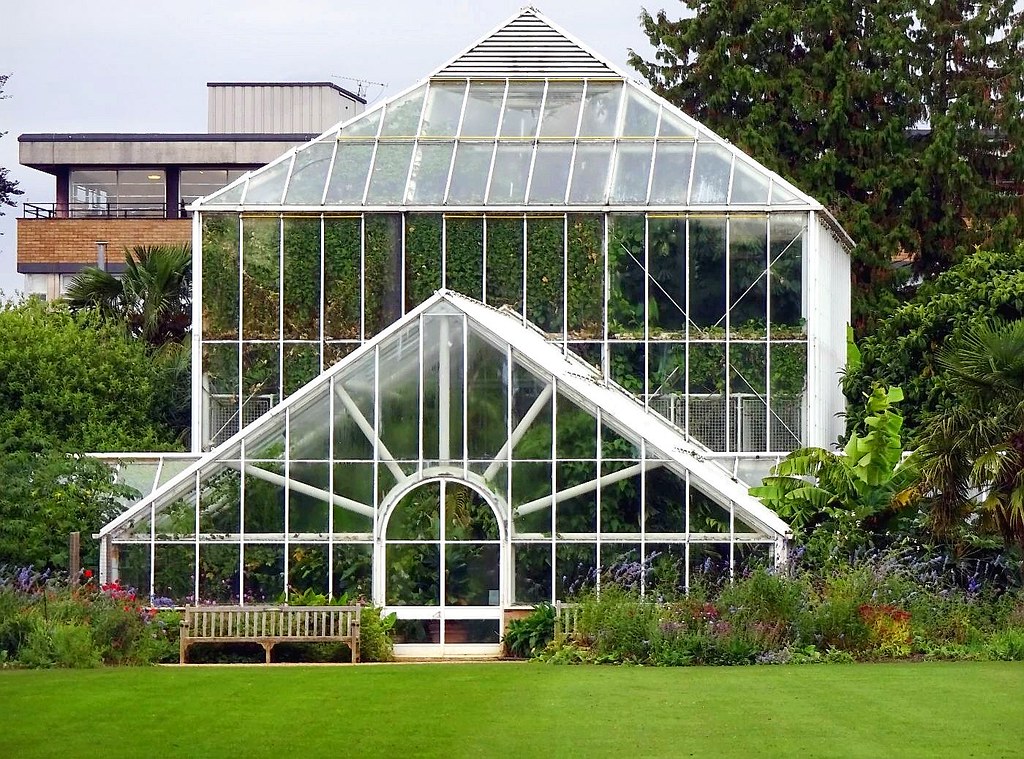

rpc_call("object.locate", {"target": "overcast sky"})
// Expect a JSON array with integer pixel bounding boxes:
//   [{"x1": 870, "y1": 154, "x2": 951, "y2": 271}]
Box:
[{"x1": 0, "y1": 0, "x2": 668, "y2": 297}]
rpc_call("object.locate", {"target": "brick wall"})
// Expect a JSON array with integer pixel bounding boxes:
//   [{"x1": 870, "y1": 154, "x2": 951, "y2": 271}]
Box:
[{"x1": 17, "y1": 218, "x2": 192, "y2": 267}]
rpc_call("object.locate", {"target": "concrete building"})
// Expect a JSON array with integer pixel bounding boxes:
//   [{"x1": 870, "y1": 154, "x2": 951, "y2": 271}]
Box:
[{"x1": 17, "y1": 82, "x2": 365, "y2": 299}]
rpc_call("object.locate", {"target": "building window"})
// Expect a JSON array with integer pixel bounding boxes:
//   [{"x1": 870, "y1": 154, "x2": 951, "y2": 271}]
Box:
[
  {"x1": 70, "y1": 170, "x2": 166, "y2": 217},
  {"x1": 181, "y1": 170, "x2": 247, "y2": 209}
]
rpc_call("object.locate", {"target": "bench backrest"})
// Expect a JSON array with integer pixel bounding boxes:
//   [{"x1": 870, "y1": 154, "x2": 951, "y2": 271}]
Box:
[{"x1": 182, "y1": 605, "x2": 361, "y2": 640}]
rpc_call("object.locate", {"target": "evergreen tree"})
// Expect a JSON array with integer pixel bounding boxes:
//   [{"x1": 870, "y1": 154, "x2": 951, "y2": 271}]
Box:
[
  {"x1": 630, "y1": 1, "x2": 1024, "y2": 320},
  {"x1": 0, "y1": 74, "x2": 24, "y2": 223}
]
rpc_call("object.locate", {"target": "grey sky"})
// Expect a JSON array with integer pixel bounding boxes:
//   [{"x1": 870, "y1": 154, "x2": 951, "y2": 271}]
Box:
[{"x1": 0, "y1": 0, "x2": 664, "y2": 297}]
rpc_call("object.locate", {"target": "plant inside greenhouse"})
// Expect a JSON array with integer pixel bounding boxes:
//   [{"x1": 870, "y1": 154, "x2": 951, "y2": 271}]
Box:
[{"x1": 96, "y1": 7, "x2": 853, "y2": 656}]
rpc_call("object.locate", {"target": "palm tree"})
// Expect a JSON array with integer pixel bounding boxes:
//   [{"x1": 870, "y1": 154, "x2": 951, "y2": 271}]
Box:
[
  {"x1": 65, "y1": 243, "x2": 191, "y2": 349},
  {"x1": 915, "y1": 319, "x2": 1024, "y2": 548}
]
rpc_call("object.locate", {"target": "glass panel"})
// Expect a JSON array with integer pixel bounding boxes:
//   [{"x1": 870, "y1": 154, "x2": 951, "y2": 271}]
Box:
[
  {"x1": 731, "y1": 160, "x2": 771, "y2": 204},
  {"x1": 445, "y1": 619, "x2": 500, "y2": 644},
  {"x1": 199, "y1": 544, "x2": 240, "y2": 603},
  {"x1": 388, "y1": 483, "x2": 440, "y2": 540},
  {"x1": 321, "y1": 217, "x2": 361, "y2": 338},
  {"x1": 578, "y1": 82, "x2": 622, "y2": 137},
  {"x1": 608, "y1": 214, "x2": 645, "y2": 340},
  {"x1": 341, "y1": 108, "x2": 382, "y2": 138},
  {"x1": 386, "y1": 543, "x2": 440, "y2": 605},
  {"x1": 689, "y1": 487, "x2": 732, "y2": 533},
  {"x1": 420, "y1": 82, "x2": 466, "y2": 137},
  {"x1": 566, "y1": 214, "x2": 604, "y2": 339},
  {"x1": 608, "y1": 341, "x2": 644, "y2": 394},
  {"x1": 421, "y1": 314, "x2": 465, "y2": 463},
  {"x1": 770, "y1": 182, "x2": 802, "y2": 204},
  {"x1": 241, "y1": 216, "x2": 280, "y2": 339},
  {"x1": 555, "y1": 462, "x2": 597, "y2": 533},
  {"x1": 202, "y1": 214, "x2": 240, "y2": 339},
  {"x1": 380, "y1": 85, "x2": 427, "y2": 137},
  {"x1": 601, "y1": 544, "x2": 641, "y2": 588},
  {"x1": 646, "y1": 543, "x2": 687, "y2": 598},
  {"x1": 244, "y1": 159, "x2": 291, "y2": 205},
  {"x1": 324, "y1": 142, "x2": 374, "y2": 204},
  {"x1": 447, "y1": 142, "x2": 493, "y2": 204},
  {"x1": 205, "y1": 342, "x2": 238, "y2": 439},
  {"x1": 514, "y1": 543, "x2": 552, "y2": 604},
  {"x1": 556, "y1": 394, "x2": 597, "y2": 459},
  {"x1": 730, "y1": 216, "x2": 769, "y2": 336},
  {"x1": 407, "y1": 142, "x2": 455, "y2": 204},
  {"x1": 241, "y1": 341, "x2": 279, "y2": 407},
  {"x1": 363, "y1": 214, "x2": 402, "y2": 335},
  {"x1": 445, "y1": 485, "x2": 498, "y2": 540},
  {"x1": 283, "y1": 344, "x2": 320, "y2": 397},
  {"x1": 687, "y1": 343, "x2": 727, "y2": 450},
  {"x1": 731, "y1": 343, "x2": 768, "y2": 452},
  {"x1": 289, "y1": 463, "x2": 330, "y2": 533},
  {"x1": 284, "y1": 140, "x2": 335, "y2": 204},
  {"x1": 244, "y1": 467, "x2": 286, "y2": 533},
  {"x1": 689, "y1": 216, "x2": 727, "y2": 328},
  {"x1": 445, "y1": 215, "x2": 484, "y2": 298},
  {"x1": 288, "y1": 544, "x2": 329, "y2": 596},
  {"x1": 770, "y1": 342, "x2": 806, "y2": 450},
  {"x1": 488, "y1": 143, "x2": 532, "y2": 204},
  {"x1": 116, "y1": 545, "x2": 150, "y2": 600},
  {"x1": 647, "y1": 216, "x2": 686, "y2": 333},
  {"x1": 365, "y1": 142, "x2": 414, "y2": 204},
  {"x1": 377, "y1": 321, "x2": 421, "y2": 462},
  {"x1": 600, "y1": 460, "x2": 640, "y2": 534},
  {"x1": 644, "y1": 465, "x2": 686, "y2": 532},
  {"x1": 610, "y1": 142, "x2": 654, "y2": 204},
  {"x1": 649, "y1": 343, "x2": 686, "y2": 423},
  {"x1": 445, "y1": 544, "x2": 500, "y2": 605},
  {"x1": 466, "y1": 329, "x2": 508, "y2": 460},
  {"x1": 649, "y1": 142, "x2": 694, "y2": 205},
  {"x1": 205, "y1": 181, "x2": 243, "y2": 206},
  {"x1": 461, "y1": 81, "x2": 505, "y2": 137},
  {"x1": 622, "y1": 88, "x2": 659, "y2": 137},
  {"x1": 769, "y1": 214, "x2": 805, "y2": 331},
  {"x1": 525, "y1": 216, "x2": 564, "y2": 333},
  {"x1": 244, "y1": 545, "x2": 285, "y2": 602},
  {"x1": 405, "y1": 214, "x2": 443, "y2": 310},
  {"x1": 568, "y1": 142, "x2": 612, "y2": 204},
  {"x1": 332, "y1": 462, "x2": 374, "y2": 532},
  {"x1": 556, "y1": 543, "x2": 596, "y2": 600},
  {"x1": 332, "y1": 544, "x2": 372, "y2": 600},
  {"x1": 198, "y1": 470, "x2": 241, "y2": 534},
  {"x1": 392, "y1": 619, "x2": 440, "y2": 644},
  {"x1": 289, "y1": 388, "x2": 330, "y2": 460},
  {"x1": 500, "y1": 82, "x2": 544, "y2": 138},
  {"x1": 539, "y1": 82, "x2": 584, "y2": 137},
  {"x1": 484, "y1": 217, "x2": 523, "y2": 310},
  {"x1": 153, "y1": 545, "x2": 195, "y2": 603},
  {"x1": 528, "y1": 143, "x2": 573, "y2": 204},
  {"x1": 658, "y1": 109, "x2": 698, "y2": 139},
  {"x1": 282, "y1": 217, "x2": 321, "y2": 340},
  {"x1": 690, "y1": 142, "x2": 732, "y2": 204}
]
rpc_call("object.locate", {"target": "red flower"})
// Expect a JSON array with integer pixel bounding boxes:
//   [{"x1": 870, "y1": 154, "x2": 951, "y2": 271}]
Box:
[{"x1": 83, "y1": 569, "x2": 93, "y2": 579}]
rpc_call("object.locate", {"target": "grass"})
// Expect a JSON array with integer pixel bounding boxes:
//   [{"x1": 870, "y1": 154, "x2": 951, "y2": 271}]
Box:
[{"x1": 1, "y1": 662, "x2": 1021, "y2": 758}]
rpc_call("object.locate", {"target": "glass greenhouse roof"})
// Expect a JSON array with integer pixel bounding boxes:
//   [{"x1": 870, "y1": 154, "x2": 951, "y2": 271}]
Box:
[
  {"x1": 194, "y1": 9, "x2": 818, "y2": 212},
  {"x1": 101, "y1": 291, "x2": 790, "y2": 544}
]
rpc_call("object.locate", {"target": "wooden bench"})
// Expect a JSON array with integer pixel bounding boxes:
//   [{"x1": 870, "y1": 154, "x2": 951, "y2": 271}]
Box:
[{"x1": 179, "y1": 605, "x2": 361, "y2": 664}]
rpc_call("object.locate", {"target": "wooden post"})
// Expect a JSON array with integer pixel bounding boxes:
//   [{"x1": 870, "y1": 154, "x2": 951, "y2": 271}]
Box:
[{"x1": 68, "y1": 532, "x2": 81, "y2": 585}]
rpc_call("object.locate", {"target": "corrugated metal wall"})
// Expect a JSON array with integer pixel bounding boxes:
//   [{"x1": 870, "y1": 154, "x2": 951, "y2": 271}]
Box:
[
  {"x1": 208, "y1": 85, "x2": 364, "y2": 134},
  {"x1": 805, "y1": 212, "x2": 851, "y2": 448}
]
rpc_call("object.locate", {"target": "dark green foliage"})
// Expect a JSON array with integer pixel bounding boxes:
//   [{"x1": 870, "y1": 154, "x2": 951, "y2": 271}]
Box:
[
  {"x1": 503, "y1": 604, "x2": 555, "y2": 658},
  {"x1": 0, "y1": 452, "x2": 134, "y2": 569},
  {"x1": 844, "y1": 245, "x2": 1024, "y2": 436},
  {"x1": 0, "y1": 299, "x2": 180, "y2": 453},
  {"x1": 631, "y1": 1, "x2": 1024, "y2": 324}
]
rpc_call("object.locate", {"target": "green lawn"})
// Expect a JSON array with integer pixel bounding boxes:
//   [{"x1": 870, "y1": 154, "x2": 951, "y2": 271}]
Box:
[{"x1": 1, "y1": 662, "x2": 1021, "y2": 758}]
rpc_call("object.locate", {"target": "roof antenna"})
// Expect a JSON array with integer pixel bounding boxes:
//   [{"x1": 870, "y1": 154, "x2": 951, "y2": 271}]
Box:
[{"x1": 331, "y1": 75, "x2": 388, "y2": 103}]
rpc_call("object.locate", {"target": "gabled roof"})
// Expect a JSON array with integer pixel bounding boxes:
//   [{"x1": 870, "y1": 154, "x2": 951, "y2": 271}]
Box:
[
  {"x1": 193, "y1": 7, "x2": 825, "y2": 215},
  {"x1": 100, "y1": 290, "x2": 790, "y2": 542}
]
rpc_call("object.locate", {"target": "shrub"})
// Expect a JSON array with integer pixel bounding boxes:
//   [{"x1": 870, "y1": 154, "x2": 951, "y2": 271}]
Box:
[
  {"x1": 503, "y1": 604, "x2": 555, "y2": 659},
  {"x1": 19, "y1": 620, "x2": 101, "y2": 669}
]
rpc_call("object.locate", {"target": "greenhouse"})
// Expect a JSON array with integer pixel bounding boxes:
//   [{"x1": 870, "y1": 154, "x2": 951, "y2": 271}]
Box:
[{"x1": 99, "y1": 7, "x2": 851, "y2": 654}]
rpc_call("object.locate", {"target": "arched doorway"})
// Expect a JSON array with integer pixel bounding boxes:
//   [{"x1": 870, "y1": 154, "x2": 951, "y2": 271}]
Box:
[{"x1": 377, "y1": 476, "x2": 506, "y2": 656}]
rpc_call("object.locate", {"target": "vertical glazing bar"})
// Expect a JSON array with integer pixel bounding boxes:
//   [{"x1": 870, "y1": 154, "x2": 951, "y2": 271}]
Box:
[
  {"x1": 602, "y1": 213, "x2": 610, "y2": 381},
  {"x1": 684, "y1": 217, "x2": 691, "y2": 437},
  {"x1": 550, "y1": 377, "x2": 558, "y2": 600},
  {"x1": 438, "y1": 316, "x2": 450, "y2": 463},
  {"x1": 418, "y1": 314, "x2": 426, "y2": 472},
  {"x1": 279, "y1": 154, "x2": 297, "y2": 204},
  {"x1": 359, "y1": 214, "x2": 366, "y2": 341},
  {"x1": 562, "y1": 80, "x2": 589, "y2": 204},
  {"x1": 729, "y1": 502, "x2": 736, "y2": 580},
  {"x1": 522, "y1": 80, "x2": 550, "y2": 201},
  {"x1": 726, "y1": 154, "x2": 737, "y2": 203},
  {"x1": 439, "y1": 480, "x2": 447, "y2": 646},
  {"x1": 372, "y1": 345, "x2": 382, "y2": 606},
  {"x1": 319, "y1": 214, "x2": 326, "y2": 372},
  {"x1": 240, "y1": 437, "x2": 247, "y2": 604},
  {"x1": 441, "y1": 214, "x2": 448, "y2": 290},
  {"x1": 441, "y1": 79, "x2": 471, "y2": 204},
  {"x1": 328, "y1": 377, "x2": 335, "y2": 598},
  {"x1": 482, "y1": 80, "x2": 510, "y2": 205},
  {"x1": 237, "y1": 216, "x2": 245, "y2": 451},
  {"x1": 601, "y1": 84, "x2": 629, "y2": 204},
  {"x1": 283, "y1": 406, "x2": 291, "y2": 601},
  {"x1": 360, "y1": 104, "x2": 386, "y2": 206},
  {"x1": 149, "y1": 501, "x2": 155, "y2": 604},
  {"x1": 684, "y1": 471, "x2": 691, "y2": 594},
  {"x1": 765, "y1": 215, "x2": 772, "y2": 450},
  {"x1": 644, "y1": 105, "x2": 663, "y2": 205},
  {"x1": 521, "y1": 214, "x2": 528, "y2": 321},
  {"x1": 639, "y1": 440, "x2": 646, "y2": 598},
  {"x1": 400, "y1": 214, "x2": 407, "y2": 314},
  {"x1": 685, "y1": 132, "x2": 700, "y2": 204},
  {"x1": 595, "y1": 409, "x2": 603, "y2": 593},
  {"x1": 320, "y1": 130, "x2": 340, "y2": 206},
  {"x1": 482, "y1": 216, "x2": 489, "y2": 305},
  {"x1": 724, "y1": 218, "x2": 731, "y2": 452},
  {"x1": 401, "y1": 82, "x2": 432, "y2": 205},
  {"x1": 562, "y1": 213, "x2": 568, "y2": 349},
  {"x1": 193, "y1": 471, "x2": 200, "y2": 604},
  {"x1": 462, "y1": 313, "x2": 469, "y2": 476},
  {"x1": 278, "y1": 214, "x2": 285, "y2": 402},
  {"x1": 506, "y1": 343, "x2": 514, "y2": 604},
  {"x1": 191, "y1": 213, "x2": 205, "y2": 451},
  {"x1": 643, "y1": 214, "x2": 650, "y2": 409}
]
